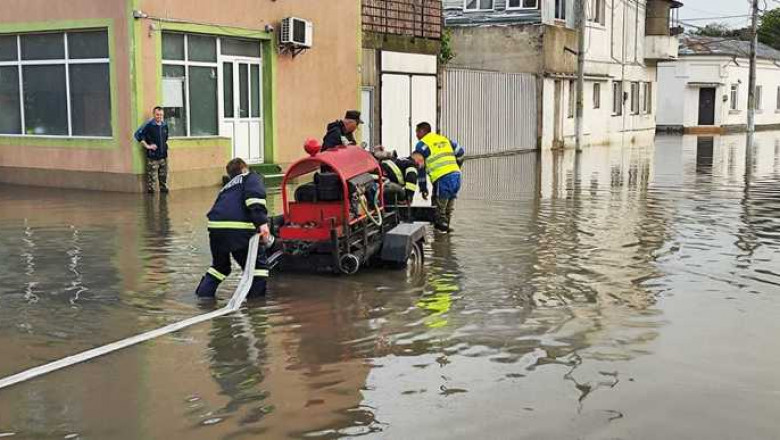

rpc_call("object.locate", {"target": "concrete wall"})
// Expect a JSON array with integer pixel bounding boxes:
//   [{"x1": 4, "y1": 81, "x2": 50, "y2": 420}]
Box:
[
  {"x1": 657, "y1": 56, "x2": 780, "y2": 131},
  {"x1": 0, "y1": 0, "x2": 361, "y2": 191},
  {"x1": 448, "y1": 25, "x2": 544, "y2": 74}
]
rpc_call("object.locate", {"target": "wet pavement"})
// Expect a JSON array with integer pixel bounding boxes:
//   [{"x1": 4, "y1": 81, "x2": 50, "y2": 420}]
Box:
[{"x1": 2, "y1": 132, "x2": 780, "y2": 439}]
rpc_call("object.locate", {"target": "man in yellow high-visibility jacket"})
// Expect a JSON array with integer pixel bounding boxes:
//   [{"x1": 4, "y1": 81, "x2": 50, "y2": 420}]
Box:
[{"x1": 412, "y1": 122, "x2": 465, "y2": 233}]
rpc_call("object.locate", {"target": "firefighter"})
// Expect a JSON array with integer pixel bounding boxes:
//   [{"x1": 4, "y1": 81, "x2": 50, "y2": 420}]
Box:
[
  {"x1": 412, "y1": 122, "x2": 465, "y2": 233},
  {"x1": 372, "y1": 146, "x2": 421, "y2": 204},
  {"x1": 321, "y1": 110, "x2": 363, "y2": 151},
  {"x1": 195, "y1": 158, "x2": 270, "y2": 300}
]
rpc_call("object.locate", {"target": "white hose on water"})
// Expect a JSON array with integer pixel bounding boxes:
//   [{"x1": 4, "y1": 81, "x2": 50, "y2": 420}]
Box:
[{"x1": 0, "y1": 235, "x2": 261, "y2": 391}]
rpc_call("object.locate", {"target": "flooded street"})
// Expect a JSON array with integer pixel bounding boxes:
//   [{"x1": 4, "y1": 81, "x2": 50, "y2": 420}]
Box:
[{"x1": 2, "y1": 133, "x2": 780, "y2": 439}]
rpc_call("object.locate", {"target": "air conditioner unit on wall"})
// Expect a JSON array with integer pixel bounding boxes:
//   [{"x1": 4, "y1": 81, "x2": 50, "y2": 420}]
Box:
[{"x1": 280, "y1": 17, "x2": 313, "y2": 48}]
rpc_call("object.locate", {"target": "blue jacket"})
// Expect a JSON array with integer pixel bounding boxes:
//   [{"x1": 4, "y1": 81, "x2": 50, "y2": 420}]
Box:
[
  {"x1": 414, "y1": 137, "x2": 465, "y2": 195},
  {"x1": 207, "y1": 172, "x2": 268, "y2": 231},
  {"x1": 137, "y1": 119, "x2": 169, "y2": 160}
]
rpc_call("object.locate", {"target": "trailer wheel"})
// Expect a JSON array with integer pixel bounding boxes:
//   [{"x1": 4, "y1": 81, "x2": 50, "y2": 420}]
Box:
[
  {"x1": 408, "y1": 240, "x2": 424, "y2": 267},
  {"x1": 339, "y1": 253, "x2": 361, "y2": 275}
]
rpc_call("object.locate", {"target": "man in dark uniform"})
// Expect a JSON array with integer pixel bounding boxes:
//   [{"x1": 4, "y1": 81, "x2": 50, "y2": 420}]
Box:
[
  {"x1": 372, "y1": 147, "x2": 421, "y2": 204},
  {"x1": 322, "y1": 110, "x2": 363, "y2": 151},
  {"x1": 195, "y1": 158, "x2": 270, "y2": 299}
]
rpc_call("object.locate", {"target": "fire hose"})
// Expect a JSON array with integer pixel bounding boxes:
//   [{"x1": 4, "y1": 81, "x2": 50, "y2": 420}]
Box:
[{"x1": 0, "y1": 235, "x2": 262, "y2": 391}]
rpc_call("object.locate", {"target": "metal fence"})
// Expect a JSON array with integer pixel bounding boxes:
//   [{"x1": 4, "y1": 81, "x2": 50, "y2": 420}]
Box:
[
  {"x1": 362, "y1": 0, "x2": 442, "y2": 40},
  {"x1": 441, "y1": 68, "x2": 538, "y2": 156}
]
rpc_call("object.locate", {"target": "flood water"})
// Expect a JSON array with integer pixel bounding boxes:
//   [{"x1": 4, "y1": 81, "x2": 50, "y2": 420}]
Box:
[{"x1": 2, "y1": 133, "x2": 780, "y2": 439}]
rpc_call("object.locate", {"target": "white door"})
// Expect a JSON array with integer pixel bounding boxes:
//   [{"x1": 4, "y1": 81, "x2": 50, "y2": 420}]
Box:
[
  {"x1": 411, "y1": 75, "x2": 437, "y2": 149},
  {"x1": 381, "y1": 74, "x2": 411, "y2": 156},
  {"x1": 220, "y1": 58, "x2": 263, "y2": 163},
  {"x1": 361, "y1": 87, "x2": 373, "y2": 148}
]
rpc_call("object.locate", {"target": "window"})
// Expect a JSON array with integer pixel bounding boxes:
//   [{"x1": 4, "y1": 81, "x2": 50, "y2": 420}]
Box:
[
  {"x1": 775, "y1": 86, "x2": 780, "y2": 110},
  {"x1": 630, "y1": 82, "x2": 640, "y2": 114},
  {"x1": 0, "y1": 30, "x2": 111, "y2": 136},
  {"x1": 755, "y1": 85, "x2": 763, "y2": 110},
  {"x1": 555, "y1": 0, "x2": 566, "y2": 20},
  {"x1": 162, "y1": 32, "x2": 218, "y2": 137},
  {"x1": 612, "y1": 81, "x2": 623, "y2": 116},
  {"x1": 588, "y1": 0, "x2": 606, "y2": 25},
  {"x1": 464, "y1": 0, "x2": 494, "y2": 11},
  {"x1": 567, "y1": 80, "x2": 575, "y2": 118},
  {"x1": 507, "y1": 0, "x2": 538, "y2": 9},
  {"x1": 730, "y1": 84, "x2": 739, "y2": 110},
  {"x1": 593, "y1": 83, "x2": 601, "y2": 109},
  {"x1": 642, "y1": 82, "x2": 652, "y2": 114}
]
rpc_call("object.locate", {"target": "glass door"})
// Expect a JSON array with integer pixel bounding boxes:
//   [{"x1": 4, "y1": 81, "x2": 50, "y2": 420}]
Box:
[{"x1": 220, "y1": 57, "x2": 263, "y2": 163}]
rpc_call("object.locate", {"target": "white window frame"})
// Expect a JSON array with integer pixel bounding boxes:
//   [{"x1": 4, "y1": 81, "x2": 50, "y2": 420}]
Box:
[
  {"x1": 642, "y1": 82, "x2": 652, "y2": 114},
  {"x1": 0, "y1": 31, "x2": 111, "y2": 139},
  {"x1": 630, "y1": 82, "x2": 640, "y2": 115},
  {"x1": 755, "y1": 85, "x2": 763, "y2": 110},
  {"x1": 776, "y1": 86, "x2": 780, "y2": 111},
  {"x1": 730, "y1": 84, "x2": 739, "y2": 110},
  {"x1": 567, "y1": 80, "x2": 576, "y2": 118},
  {"x1": 506, "y1": 0, "x2": 539, "y2": 10},
  {"x1": 162, "y1": 33, "x2": 220, "y2": 138},
  {"x1": 554, "y1": 0, "x2": 566, "y2": 20},
  {"x1": 612, "y1": 81, "x2": 623, "y2": 116},
  {"x1": 588, "y1": 0, "x2": 606, "y2": 25},
  {"x1": 463, "y1": 0, "x2": 494, "y2": 11}
]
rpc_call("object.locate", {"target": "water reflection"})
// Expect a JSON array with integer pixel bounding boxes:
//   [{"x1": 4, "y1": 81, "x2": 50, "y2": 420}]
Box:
[{"x1": 2, "y1": 131, "x2": 780, "y2": 439}]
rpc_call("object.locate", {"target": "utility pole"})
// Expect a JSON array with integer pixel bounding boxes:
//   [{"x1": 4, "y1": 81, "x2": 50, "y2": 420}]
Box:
[
  {"x1": 575, "y1": 0, "x2": 586, "y2": 153},
  {"x1": 747, "y1": 0, "x2": 759, "y2": 150}
]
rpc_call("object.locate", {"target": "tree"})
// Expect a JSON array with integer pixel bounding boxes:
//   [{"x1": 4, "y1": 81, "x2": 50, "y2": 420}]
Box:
[
  {"x1": 758, "y1": 8, "x2": 780, "y2": 50},
  {"x1": 692, "y1": 23, "x2": 749, "y2": 39}
]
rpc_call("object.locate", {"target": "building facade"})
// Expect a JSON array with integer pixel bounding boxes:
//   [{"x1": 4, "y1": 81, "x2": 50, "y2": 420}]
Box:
[
  {"x1": 657, "y1": 36, "x2": 780, "y2": 133},
  {"x1": 361, "y1": 0, "x2": 442, "y2": 157},
  {"x1": 444, "y1": 0, "x2": 682, "y2": 149},
  {"x1": 0, "y1": 0, "x2": 361, "y2": 192}
]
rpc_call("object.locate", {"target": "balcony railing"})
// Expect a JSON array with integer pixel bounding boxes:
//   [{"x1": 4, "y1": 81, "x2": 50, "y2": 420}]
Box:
[{"x1": 362, "y1": 0, "x2": 443, "y2": 40}]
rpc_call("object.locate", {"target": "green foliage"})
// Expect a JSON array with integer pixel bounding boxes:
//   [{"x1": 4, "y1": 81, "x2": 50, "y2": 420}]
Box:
[
  {"x1": 691, "y1": 23, "x2": 749, "y2": 39},
  {"x1": 758, "y1": 8, "x2": 780, "y2": 50},
  {"x1": 439, "y1": 28, "x2": 455, "y2": 65}
]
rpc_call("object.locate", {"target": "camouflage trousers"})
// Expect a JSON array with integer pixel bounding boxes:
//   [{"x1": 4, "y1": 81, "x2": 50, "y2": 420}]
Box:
[{"x1": 146, "y1": 158, "x2": 169, "y2": 192}]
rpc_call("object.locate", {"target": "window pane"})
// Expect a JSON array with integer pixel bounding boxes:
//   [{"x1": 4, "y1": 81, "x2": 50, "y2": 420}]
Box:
[
  {"x1": 23, "y1": 65, "x2": 68, "y2": 135},
  {"x1": 21, "y1": 33, "x2": 64, "y2": 60},
  {"x1": 251, "y1": 64, "x2": 260, "y2": 118},
  {"x1": 188, "y1": 34, "x2": 216, "y2": 62},
  {"x1": 239, "y1": 64, "x2": 249, "y2": 118},
  {"x1": 0, "y1": 67, "x2": 21, "y2": 134},
  {"x1": 465, "y1": 0, "x2": 477, "y2": 9},
  {"x1": 508, "y1": 0, "x2": 520, "y2": 7},
  {"x1": 523, "y1": 0, "x2": 537, "y2": 7},
  {"x1": 223, "y1": 63, "x2": 234, "y2": 118},
  {"x1": 0, "y1": 35, "x2": 18, "y2": 61},
  {"x1": 479, "y1": 0, "x2": 493, "y2": 9},
  {"x1": 68, "y1": 30, "x2": 109, "y2": 59},
  {"x1": 221, "y1": 38, "x2": 261, "y2": 58},
  {"x1": 188, "y1": 66, "x2": 217, "y2": 135},
  {"x1": 162, "y1": 33, "x2": 184, "y2": 61},
  {"x1": 163, "y1": 64, "x2": 187, "y2": 136},
  {"x1": 69, "y1": 64, "x2": 111, "y2": 136}
]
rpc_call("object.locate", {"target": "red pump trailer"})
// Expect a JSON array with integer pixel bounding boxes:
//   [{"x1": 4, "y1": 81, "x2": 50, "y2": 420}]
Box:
[{"x1": 269, "y1": 141, "x2": 426, "y2": 274}]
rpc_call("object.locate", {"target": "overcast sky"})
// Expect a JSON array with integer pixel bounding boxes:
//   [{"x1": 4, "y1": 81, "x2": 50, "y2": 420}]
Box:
[{"x1": 678, "y1": 0, "x2": 776, "y2": 29}]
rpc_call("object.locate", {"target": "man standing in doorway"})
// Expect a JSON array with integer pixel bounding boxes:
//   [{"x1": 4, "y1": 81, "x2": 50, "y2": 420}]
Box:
[
  {"x1": 413, "y1": 122, "x2": 465, "y2": 233},
  {"x1": 137, "y1": 106, "x2": 170, "y2": 193},
  {"x1": 321, "y1": 110, "x2": 363, "y2": 151}
]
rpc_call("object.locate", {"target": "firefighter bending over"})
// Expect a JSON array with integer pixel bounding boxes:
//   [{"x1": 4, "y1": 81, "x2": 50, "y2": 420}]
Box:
[
  {"x1": 196, "y1": 158, "x2": 270, "y2": 299},
  {"x1": 413, "y1": 122, "x2": 465, "y2": 233},
  {"x1": 372, "y1": 146, "x2": 421, "y2": 204}
]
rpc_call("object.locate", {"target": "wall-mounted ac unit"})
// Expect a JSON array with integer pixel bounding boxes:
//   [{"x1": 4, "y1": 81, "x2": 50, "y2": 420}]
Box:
[{"x1": 280, "y1": 17, "x2": 313, "y2": 48}]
